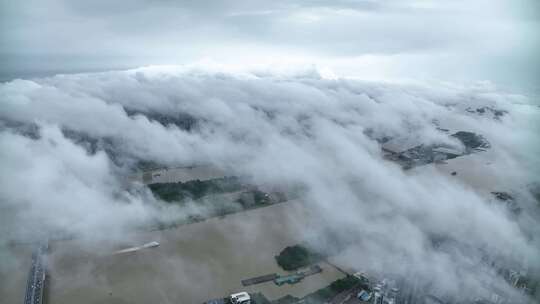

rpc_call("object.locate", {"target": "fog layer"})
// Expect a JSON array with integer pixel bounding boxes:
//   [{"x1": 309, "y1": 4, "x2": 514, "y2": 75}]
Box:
[{"x1": 1, "y1": 65, "x2": 539, "y2": 301}]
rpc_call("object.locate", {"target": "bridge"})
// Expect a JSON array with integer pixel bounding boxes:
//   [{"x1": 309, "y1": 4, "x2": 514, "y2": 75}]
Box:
[{"x1": 24, "y1": 242, "x2": 47, "y2": 304}]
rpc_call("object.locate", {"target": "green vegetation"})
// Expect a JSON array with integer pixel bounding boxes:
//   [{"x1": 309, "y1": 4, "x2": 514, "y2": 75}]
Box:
[
  {"x1": 275, "y1": 244, "x2": 323, "y2": 271},
  {"x1": 235, "y1": 189, "x2": 271, "y2": 208},
  {"x1": 147, "y1": 176, "x2": 296, "y2": 232},
  {"x1": 451, "y1": 131, "x2": 490, "y2": 150},
  {"x1": 149, "y1": 176, "x2": 244, "y2": 202},
  {"x1": 302, "y1": 275, "x2": 361, "y2": 303},
  {"x1": 135, "y1": 160, "x2": 165, "y2": 171}
]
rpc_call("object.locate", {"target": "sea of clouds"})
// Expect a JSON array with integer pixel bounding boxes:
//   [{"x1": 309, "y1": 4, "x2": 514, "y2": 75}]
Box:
[{"x1": 1, "y1": 65, "x2": 539, "y2": 301}]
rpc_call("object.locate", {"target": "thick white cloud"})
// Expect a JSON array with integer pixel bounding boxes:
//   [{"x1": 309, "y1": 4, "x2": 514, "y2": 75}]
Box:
[
  {"x1": 0, "y1": 124, "x2": 187, "y2": 242},
  {"x1": 0, "y1": 65, "x2": 539, "y2": 300}
]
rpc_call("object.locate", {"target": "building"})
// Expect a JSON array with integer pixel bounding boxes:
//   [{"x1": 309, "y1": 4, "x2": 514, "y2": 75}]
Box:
[
  {"x1": 230, "y1": 292, "x2": 251, "y2": 304},
  {"x1": 357, "y1": 290, "x2": 372, "y2": 302}
]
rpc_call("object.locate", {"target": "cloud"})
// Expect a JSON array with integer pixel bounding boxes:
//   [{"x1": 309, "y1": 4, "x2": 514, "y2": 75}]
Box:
[
  {"x1": 0, "y1": 123, "x2": 188, "y2": 243},
  {"x1": 0, "y1": 65, "x2": 539, "y2": 301},
  {"x1": 1, "y1": 0, "x2": 538, "y2": 88}
]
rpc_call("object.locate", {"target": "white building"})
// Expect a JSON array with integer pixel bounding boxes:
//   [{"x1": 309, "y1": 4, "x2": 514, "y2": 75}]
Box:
[{"x1": 230, "y1": 292, "x2": 251, "y2": 304}]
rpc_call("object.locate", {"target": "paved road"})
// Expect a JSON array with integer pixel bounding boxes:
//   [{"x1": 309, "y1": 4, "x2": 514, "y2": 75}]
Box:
[{"x1": 24, "y1": 243, "x2": 47, "y2": 304}]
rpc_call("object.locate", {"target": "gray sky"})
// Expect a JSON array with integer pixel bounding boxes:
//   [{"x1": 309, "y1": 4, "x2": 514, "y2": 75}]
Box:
[{"x1": 1, "y1": 0, "x2": 539, "y2": 89}]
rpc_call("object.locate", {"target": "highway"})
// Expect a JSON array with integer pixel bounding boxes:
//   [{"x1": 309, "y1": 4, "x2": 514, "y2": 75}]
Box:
[{"x1": 24, "y1": 243, "x2": 47, "y2": 304}]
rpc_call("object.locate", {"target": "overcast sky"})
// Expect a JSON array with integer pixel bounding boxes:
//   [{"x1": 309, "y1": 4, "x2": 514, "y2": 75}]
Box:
[{"x1": 1, "y1": 0, "x2": 539, "y2": 90}]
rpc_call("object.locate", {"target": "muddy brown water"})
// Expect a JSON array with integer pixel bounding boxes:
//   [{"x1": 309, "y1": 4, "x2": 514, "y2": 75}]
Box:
[{"x1": 36, "y1": 201, "x2": 343, "y2": 304}]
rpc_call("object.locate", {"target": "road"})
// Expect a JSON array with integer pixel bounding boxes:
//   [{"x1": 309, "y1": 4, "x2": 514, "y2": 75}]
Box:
[{"x1": 24, "y1": 243, "x2": 47, "y2": 304}]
